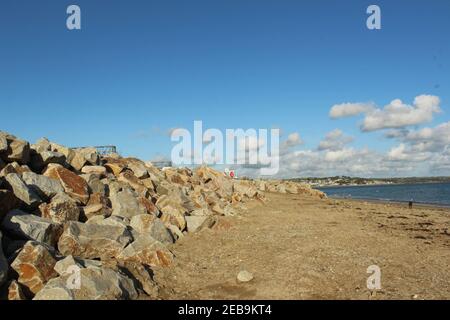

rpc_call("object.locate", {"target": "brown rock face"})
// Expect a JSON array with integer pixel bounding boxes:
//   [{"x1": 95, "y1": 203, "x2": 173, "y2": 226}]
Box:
[
  {"x1": 118, "y1": 170, "x2": 148, "y2": 195},
  {"x1": 130, "y1": 214, "x2": 174, "y2": 245},
  {"x1": 40, "y1": 193, "x2": 80, "y2": 224},
  {"x1": 117, "y1": 234, "x2": 174, "y2": 268},
  {"x1": 44, "y1": 166, "x2": 89, "y2": 204},
  {"x1": 8, "y1": 280, "x2": 27, "y2": 300},
  {"x1": 83, "y1": 192, "x2": 112, "y2": 220},
  {"x1": 11, "y1": 241, "x2": 58, "y2": 297},
  {"x1": 103, "y1": 158, "x2": 127, "y2": 176},
  {"x1": 138, "y1": 196, "x2": 159, "y2": 216},
  {"x1": 58, "y1": 221, "x2": 133, "y2": 260}
]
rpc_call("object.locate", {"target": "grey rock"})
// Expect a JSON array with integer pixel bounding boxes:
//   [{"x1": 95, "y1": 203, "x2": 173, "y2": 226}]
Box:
[
  {"x1": 110, "y1": 189, "x2": 147, "y2": 219},
  {"x1": 1, "y1": 209, "x2": 62, "y2": 247},
  {"x1": 4, "y1": 173, "x2": 42, "y2": 208},
  {"x1": 34, "y1": 267, "x2": 138, "y2": 300},
  {"x1": 130, "y1": 214, "x2": 174, "y2": 245},
  {"x1": 58, "y1": 221, "x2": 132, "y2": 260},
  {"x1": 81, "y1": 174, "x2": 107, "y2": 196},
  {"x1": 53, "y1": 255, "x2": 83, "y2": 276},
  {"x1": 22, "y1": 171, "x2": 64, "y2": 200}
]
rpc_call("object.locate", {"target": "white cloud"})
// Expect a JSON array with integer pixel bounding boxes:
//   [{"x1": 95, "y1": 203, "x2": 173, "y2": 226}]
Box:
[
  {"x1": 318, "y1": 129, "x2": 353, "y2": 151},
  {"x1": 330, "y1": 95, "x2": 441, "y2": 132},
  {"x1": 361, "y1": 95, "x2": 441, "y2": 131},
  {"x1": 281, "y1": 132, "x2": 303, "y2": 149},
  {"x1": 404, "y1": 121, "x2": 450, "y2": 152},
  {"x1": 329, "y1": 102, "x2": 375, "y2": 119}
]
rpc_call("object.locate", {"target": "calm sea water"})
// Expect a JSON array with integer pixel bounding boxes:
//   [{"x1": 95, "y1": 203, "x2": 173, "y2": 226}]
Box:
[{"x1": 317, "y1": 182, "x2": 450, "y2": 206}]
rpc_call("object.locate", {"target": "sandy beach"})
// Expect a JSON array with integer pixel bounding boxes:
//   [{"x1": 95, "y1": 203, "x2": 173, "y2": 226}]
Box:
[{"x1": 154, "y1": 192, "x2": 450, "y2": 300}]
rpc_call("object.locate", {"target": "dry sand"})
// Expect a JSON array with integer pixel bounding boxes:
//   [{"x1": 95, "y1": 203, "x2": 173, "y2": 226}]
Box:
[{"x1": 153, "y1": 192, "x2": 450, "y2": 300}]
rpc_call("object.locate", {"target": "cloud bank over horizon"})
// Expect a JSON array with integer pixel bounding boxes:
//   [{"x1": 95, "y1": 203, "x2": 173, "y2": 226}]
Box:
[{"x1": 235, "y1": 94, "x2": 449, "y2": 179}]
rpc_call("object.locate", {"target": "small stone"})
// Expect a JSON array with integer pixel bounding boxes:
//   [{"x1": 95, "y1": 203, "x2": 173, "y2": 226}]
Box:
[{"x1": 237, "y1": 270, "x2": 254, "y2": 283}]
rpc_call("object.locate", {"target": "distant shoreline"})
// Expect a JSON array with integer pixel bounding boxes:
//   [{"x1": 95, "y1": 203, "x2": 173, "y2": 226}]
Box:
[
  {"x1": 314, "y1": 182, "x2": 450, "y2": 209},
  {"x1": 314, "y1": 180, "x2": 449, "y2": 189},
  {"x1": 322, "y1": 195, "x2": 450, "y2": 209}
]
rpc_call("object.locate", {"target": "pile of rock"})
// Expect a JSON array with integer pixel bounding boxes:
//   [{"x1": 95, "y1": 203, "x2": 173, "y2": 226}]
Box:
[
  {"x1": 255, "y1": 180, "x2": 327, "y2": 199},
  {"x1": 0, "y1": 131, "x2": 324, "y2": 300}
]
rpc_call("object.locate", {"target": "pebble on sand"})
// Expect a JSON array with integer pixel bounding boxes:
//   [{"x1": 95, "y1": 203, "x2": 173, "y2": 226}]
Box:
[{"x1": 237, "y1": 270, "x2": 254, "y2": 283}]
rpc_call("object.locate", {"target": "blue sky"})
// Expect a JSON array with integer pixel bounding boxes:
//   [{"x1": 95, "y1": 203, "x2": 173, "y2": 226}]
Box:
[{"x1": 1, "y1": 0, "x2": 449, "y2": 177}]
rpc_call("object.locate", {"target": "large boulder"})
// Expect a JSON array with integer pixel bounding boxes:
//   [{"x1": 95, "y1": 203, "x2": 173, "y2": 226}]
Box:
[
  {"x1": 2, "y1": 135, "x2": 30, "y2": 164},
  {"x1": 64, "y1": 147, "x2": 99, "y2": 171},
  {"x1": 0, "y1": 231, "x2": 9, "y2": 288},
  {"x1": 81, "y1": 165, "x2": 107, "y2": 176},
  {"x1": 103, "y1": 158, "x2": 127, "y2": 176},
  {"x1": 44, "y1": 166, "x2": 89, "y2": 204},
  {"x1": 125, "y1": 159, "x2": 149, "y2": 179},
  {"x1": 4, "y1": 173, "x2": 42, "y2": 208},
  {"x1": 58, "y1": 221, "x2": 133, "y2": 260},
  {"x1": 22, "y1": 171, "x2": 64, "y2": 201},
  {"x1": 1, "y1": 210, "x2": 62, "y2": 247},
  {"x1": 33, "y1": 267, "x2": 138, "y2": 300},
  {"x1": 0, "y1": 162, "x2": 31, "y2": 177},
  {"x1": 130, "y1": 214, "x2": 174, "y2": 245},
  {"x1": 11, "y1": 241, "x2": 58, "y2": 296},
  {"x1": 83, "y1": 193, "x2": 112, "y2": 220},
  {"x1": 119, "y1": 261, "x2": 159, "y2": 298},
  {"x1": 117, "y1": 171, "x2": 148, "y2": 195},
  {"x1": 29, "y1": 149, "x2": 66, "y2": 172},
  {"x1": 40, "y1": 193, "x2": 80, "y2": 224},
  {"x1": 110, "y1": 189, "x2": 147, "y2": 219},
  {"x1": 81, "y1": 174, "x2": 107, "y2": 196},
  {"x1": 117, "y1": 234, "x2": 173, "y2": 268},
  {"x1": 31, "y1": 137, "x2": 51, "y2": 154}
]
